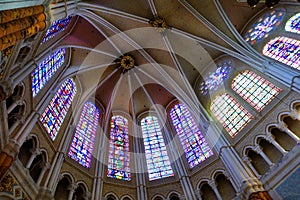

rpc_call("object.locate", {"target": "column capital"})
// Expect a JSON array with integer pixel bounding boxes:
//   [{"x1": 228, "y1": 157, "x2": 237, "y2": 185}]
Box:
[
  {"x1": 68, "y1": 183, "x2": 78, "y2": 191},
  {"x1": 3, "y1": 139, "x2": 20, "y2": 158},
  {"x1": 0, "y1": 78, "x2": 13, "y2": 101},
  {"x1": 248, "y1": 191, "x2": 272, "y2": 200}
]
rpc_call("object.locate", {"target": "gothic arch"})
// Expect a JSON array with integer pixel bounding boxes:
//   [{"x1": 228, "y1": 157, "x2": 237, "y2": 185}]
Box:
[
  {"x1": 244, "y1": 147, "x2": 270, "y2": 176},
  {"x1": 255, "y1": 136, "x2": 283, "y2": 164},
  {"x1": 105, "y1": 192, "x2": 119, "y2": 200},
  {"x1": 152, "y1": 194, "x2": 165, "y2": 200},
  {"x1": 120, "y1": 195, "x2": 134, "y2": 200},
  {"x1": 167, "y1": 191, "x2": 181, "y2": 200}
]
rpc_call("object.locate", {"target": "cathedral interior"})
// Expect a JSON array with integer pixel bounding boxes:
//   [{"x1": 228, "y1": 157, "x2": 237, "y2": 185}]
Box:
[{"x1": 0, "y1": 0, "x2": 300, "y2": 199}]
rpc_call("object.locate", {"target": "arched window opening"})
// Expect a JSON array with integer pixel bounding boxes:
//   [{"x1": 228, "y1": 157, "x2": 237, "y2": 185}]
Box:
[
  {"x1": 8, "y1": 103, "x2": 25, "y2": 129},
  {"x1": 141, "y1": 116, "x2": 173, "y2": 181},
  {"x1": 42, "y1": 16, "x2": 72, "y2": 43},
  {"x1": 200, "y1": 183, "x2": 218, "y2": 200},
  {"x1": 215, "y1": 173, "x2": 236, "y2": 200},
  {"x1": 31, "y1": 48, "x2": 66, "y2": 97},
  {"x1": 211, "y1": 94, "x2": 253, "y2": 137},
  {"x1": 73, "y1": 184, "x2": 86, "y2": 200},
  {"x1": 68, "y1": 102, "x2": 100, "y2": 168},
  {"x1": 16, "y1": 46, "x2": 31, "y2": 63},
  {"x1": 29, "y1": 152, "x2": 45, "y2": 182},
  {"x1": 244, "y1": 8, "x2": 285, "y2": 45},
  {"x1": 199, "y1": 60, "x2": 233, "y2": 95},
  {"x1": 18, "y1": 139, "x2": 34, "y2": 167},
  {"x1": 283, "y1": 116, "x2": 300, "y2": 137},
  {"x1": 106, "y1": 194, "x2": 117, "y2": 200},
  {"x1": 247, "y1": 149, "x2": 269, "y2": 175},
  {"x1": 258, "y1": 138, "x2": 283, "y2": 163},
  {"x1": 153, "y1": 197, "x2": 163, "y2": 200},
  {"x1": 107, "y1": 115, "x2": 131, "y2": 181},
  {"x1": 232, "y1": 70, "x2": 280, "y2": 111},
  {"x1": 40, "y1": 78, "x2": 77, "y2": 140},
  {"x1": 269, "y1": 126, "x2": 296, "y2": 151},
  {"x1": 170, "y1": 103, "x2": 213, "y2": 168},
  {"x1": 285, "y1": 13, "x2": 300, "y2": 34},
  {"x1": 262, "y1": 37, "x2": 300, "y2": 71},
  {"x1": 6, "y1": 83, "x2": 24, "y2": 109},
  {"x1": 54, "y1": 177, "x2": 71, "y2": 200},
  {"x1": 169, "y1": 194, "x2": 180, "y2": 200}
]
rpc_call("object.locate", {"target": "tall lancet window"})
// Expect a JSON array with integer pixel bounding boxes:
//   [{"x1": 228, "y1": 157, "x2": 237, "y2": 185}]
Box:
[
  {"x1": 42, "y1": 16, "x2": 72, "y2": 43},
  {"x1": 31, "y1": 48, "x2": 66, "y2": 97},
  {"x1": 285, "y1": 13, "x2": 300, "y2": 34},
  {"x1": 40, "y1": 78, "x2": 77, "y2": 140},
  {"x1": 141, "y1": 116, "x2": 174, "y2": 180},
  {"x1": 262, "y1": 37, "x2": 300, "y2": 70},
  {"x1": 232, "y1": 70, "x2": 281, "y2": 111},
  {"x1": 68, "y1": 102, "x2": 100, "y2": 168},
  {"x1": 243, "y1": 8, "x2": 285, "y2": 45},
  {"x1": 211, "y1": 94, "x2": 253, "y2": 137},
  {"x1": 170, "y1": 103, "x2": 213, "y2": 168},
  {"x1": 107, "y1": 115, "x2": 131, "y2": 181}
]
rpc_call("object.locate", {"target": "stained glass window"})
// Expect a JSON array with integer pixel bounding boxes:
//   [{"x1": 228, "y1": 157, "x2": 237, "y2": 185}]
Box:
[
  {"x1": 232, "y1": 70, "x2": 280, "y2": 111},
  {"x1": 107, "y1": 115, "x2": 131, "y2": 181},
  {"x1": 285, "y1": 13, "x2": 300, "y2": 34},
  {"x1": 31, "y1": 48, "x2": 66, "y2": 97},
  {"x1": 244, "y1": 8, "x2": 285, "y2": 45},
  {"x1": 141, "y1": 116, "x2": 174, "y2": 180},
  {"x1": 68, "y1": 102, "x2": 100, "y2": 168},
  {"x1": 40, "y1": 78, "x2": 77, "y2": 140},
  {"x1": 199, "y1": 60, "x2": 233, "y2": 95},
  {"x1": 262, "y1": 36, "x2": 300, "y2": 70},
  {"x1": 170, "y1": 104, "x2": 213, "y2": 168},
  {"x1": 211, "y1": 94, "x2": 253, "y2": 137},
  {"x1": 42, "y1": 16, "x2": 72, "y2": 43}
]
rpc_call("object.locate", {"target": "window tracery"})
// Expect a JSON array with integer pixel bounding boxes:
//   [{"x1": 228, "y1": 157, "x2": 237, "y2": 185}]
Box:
[
  {"x1": 107, "y1": 115, "x2": 131, "y2": 181},
  {"x1": 68, "y1": 102, "x2": 100, "y2": 168},
  {"x1": 170, "y1": 103, "x2": 213, "y2": 168},
  {"x1": 40, "y1": 78, "x2": 77, "y2": 140},
  {"x1": 244, "y1": 8, "x2": 285, "y2": 45},
  {"x1": 285, "y1": 13, "x2": 300, "y2": 34},
  {"x1": 262, "y1": 36, "x2": 300, "y2": 70},
  {"x1": 141, "y1": 116, "x2": 174, "y2": 180}
]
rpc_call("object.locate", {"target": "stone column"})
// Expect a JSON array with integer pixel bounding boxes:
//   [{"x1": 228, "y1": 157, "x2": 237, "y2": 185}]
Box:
[
  {"x1": 254, "y1": 146, "x2": 273, "y2": 167},
  {"x1": 0, "y1": 79, "x2": 13, "y2": 102},
  {"x1": 0, "y1": 139, "x2": 19, "y2": 179},
  {"x1": 67, "y1": 183, "x2": 78, "y2": 200},
  {"x1": 248, "y1": 191, "x2": 272, "y2": 200},
  {"x1": 265, "y1": 134, "x2": 287, "y2": 155},
  {"x1": 25, "y1": 148, "x2": 41, "y2": 169},
  {"x1": 208, "y1": 180, "x2": 223, "y2": 200},
  {"x1": 37, "y1": 162, "x2": 51, "y2": 186}
]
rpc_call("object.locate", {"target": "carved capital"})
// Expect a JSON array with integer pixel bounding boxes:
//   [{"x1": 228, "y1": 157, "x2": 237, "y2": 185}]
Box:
[{"x1": 0, "y1": 79, "x2": 13, "y2": 101}]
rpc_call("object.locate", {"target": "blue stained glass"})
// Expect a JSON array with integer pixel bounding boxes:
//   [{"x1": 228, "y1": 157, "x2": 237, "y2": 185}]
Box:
[
  {"x1": 40, "y1": 78, "x2": 77, "y2": 140},
  {"x1": 199, "y1": 60, "x2": 233, "y2": 95},
  {"x1": 68, "y1": 102, "x2": 99, "y2": 168},
  {"x1": 244, "y1": 8, "x2": 285, "y2": 45},
  {"x1": 107, "y1": 115, "x2": 131, "y2": 181},
  {"x1": 31, "y1": 48, "x2": 66, "y2": 97},
  {"x1": 262, "y1": 36, "x2": 300, "y2": 70},
  {"x1": 285, "y1": 13, "x2": 300, "y2": 34},
  {"x1": 42, "y1": 16, "x2": 72, "y2": 43},
  {"x1": 141, "y1": 116, "x2": 174, "y2": 181},
  {"x1": 170, "y1": 104, "x2": 213, "y2": 168}
]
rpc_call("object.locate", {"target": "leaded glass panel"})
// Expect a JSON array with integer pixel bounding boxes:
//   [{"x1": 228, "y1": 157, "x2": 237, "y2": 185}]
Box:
[
  {"x1": 141, "y1": 116, "x2": 174, "y2": 180},
  {"x1": 244, "y1": 8, "x2": 285, "y2": 45},
  {"x1": 232, "y1": 70, "x2": 280, "y2": 111},
  {"x1": 68, "y1": 102, "x2": 100, "y2": 168},
  {"x1": 170, "y1": 104, "x2": 213, "y2": 168},
  {"x1": 211, "y1": 94, "x2": 253, "y2": 137},
  {"x1": 285, "y1": 13, "x2": 300, "y2": 34},
  {"x1": 107, "y1": 115, "x2": 131, "y2": 181},
  {"x1": 42, "y1": 16, "x2": 72, "y2": 43},
  {"x1": 40, "y1": 78, "x2": 77, "y2": 140},
  {"x1": 31, "y1": 48, "x2": 66, "y2": 97},
  {"x1": 262, "y1": 36, "x2": 300, "y2": 70}
]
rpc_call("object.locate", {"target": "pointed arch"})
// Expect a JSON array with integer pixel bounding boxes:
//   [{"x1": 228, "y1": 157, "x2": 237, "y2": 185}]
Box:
[
  {"x1": 40, "y1": 78, "x2": 77, "y2": 140},
  {"x1": 170, "y1": 103, "x2": 213, "y2": 168},
  {"x1": 262, "y1": 36, "x2": 300, "y2": 70},
  {"x1": 232, "y1": 70, "x2": 280, "y2": 111},
  {"x1": 211, "y1": 93, "x2": 253, "y2": 137},
  {"x1": 141, "y1": 115, "x2": 173, "y2": 180},
  {"x1": 285, "y1": 13, "x2": 300, "y2": 34},
  {"x1": 68, "y1": 101, "x2": 100, "y2": 168},
  {"x1": 107, "y1": 115, "x2": 131, "y2": 181},
  {"x1": 31, "y1": 48, "x2": 67, "y2": 97},
  {"x1": 42, "y1": 16, "x2": 72, "y2": 43}
]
